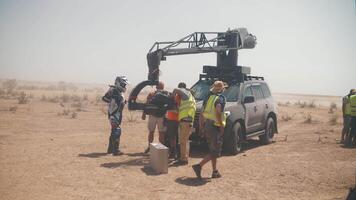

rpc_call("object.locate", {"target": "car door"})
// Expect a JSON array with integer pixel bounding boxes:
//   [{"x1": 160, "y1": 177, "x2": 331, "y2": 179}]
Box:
[
  {"x1": 251, "y1": 84, "x2": 267, "y2": 131},
  {"x1": 242, "y1": 84, "x2": 259, "y2": 133}
]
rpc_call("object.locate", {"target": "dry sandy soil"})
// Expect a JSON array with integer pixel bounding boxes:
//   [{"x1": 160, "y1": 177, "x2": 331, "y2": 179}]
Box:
[{"x1": 0, "y1": 88, "x2": 355, "y2": 200}]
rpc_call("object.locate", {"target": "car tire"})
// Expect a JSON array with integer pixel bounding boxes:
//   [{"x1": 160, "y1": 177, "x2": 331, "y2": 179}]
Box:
[
  {"x1": 227, "y1": 122, "x2": 243, "y2": 155},
  {"x1": 259, "y1": 117, "x2": 275, "y2": 145}
]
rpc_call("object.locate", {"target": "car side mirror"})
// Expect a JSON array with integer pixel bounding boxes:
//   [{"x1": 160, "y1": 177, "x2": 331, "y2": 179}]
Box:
[{"x1": 243, "y1": 96, "x2": 255, "y2": 104}]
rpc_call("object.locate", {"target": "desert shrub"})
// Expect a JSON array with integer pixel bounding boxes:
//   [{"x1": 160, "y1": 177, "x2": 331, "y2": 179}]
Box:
[
  {"x1": 71, "y1": 112, "x2": 77, "y2": 119},
  {"x1": 100, "y1": 106, "x2": 107, "y2": 115},
  {"x1": 82, "y1": 94, "x2": 88, "y2": 101},
  {"x1": 304, "y1": 113, "x2": 312, "y2": 123},
  {"x1": 9, "y1": 106, "x2": 17, "y2": 112},
  {"x1": 18, "y1": 91, "x2": 29, "y2": 104},
  {"x1": 17, "y1": 85, "x2": 39, "y2": 90},
  {"x1": 330, "y1": 102, "x2": 337, "y2": 110},
  {"x1": 307, "y1": 100, "x2": 316, "y2": 108},
  {"x1": 0, "y1": 88, "x2": 5, "y2": 96},
  {"x1": 71, "y1": 100, "x2": 84, "y2": 112},
  {"x1": 42, "y1": 85, "x2": 57, "y2": 90},
  {"x1": 281, "y1": 113, "x2": 293, "y2": 121},
  {"x1": 60, "y1": 93, "x2": 70, "y2": 103},
  {"x1": 295, "y1": 101, "x2": 306, "y2": 108},
  {"x1": 48, "y1": 96, "x2": 60, "y2": 103},
  {"x1": 127, "y1": 111, "x2": 138, "y2": 122},
  {"x1": 96, "y1": 94, "x2": 102, "y2": 102},
  {"x1": 2, "y1": 79, "x2": 17, "y2": 94},
  {"x1": 329, "y1": 114, "x2": 338, "y2": 125},
  {"x1": 41, "y1": 94, "x2": 47, "y2": 101},
  {"x1": 58, "y1": 109, "x2": 71, "y2": 116},
  {"x1": 70, "y1": 94, "x2": 81, "y2": 102}
]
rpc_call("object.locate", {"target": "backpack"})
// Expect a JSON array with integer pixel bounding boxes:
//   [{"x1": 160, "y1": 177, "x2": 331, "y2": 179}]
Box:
[{"x1": 146, "y1": 91, "x2": 174, "y2": 117}]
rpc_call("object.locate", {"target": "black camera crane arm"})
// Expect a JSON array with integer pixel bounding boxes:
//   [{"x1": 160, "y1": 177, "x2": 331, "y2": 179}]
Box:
[{"x1": 128, "y1": 28, "x2": 256, "y2": 111}]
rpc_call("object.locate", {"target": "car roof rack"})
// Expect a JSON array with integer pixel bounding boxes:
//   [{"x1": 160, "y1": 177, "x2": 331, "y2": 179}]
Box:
[{"x1": 244, "y1": 75, "x2": 264, "y2": 81}]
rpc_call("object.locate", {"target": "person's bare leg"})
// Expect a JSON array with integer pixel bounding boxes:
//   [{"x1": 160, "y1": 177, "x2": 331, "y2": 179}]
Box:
[
  {"x1": 199, "y1": 154, "x2": 212, "y2": 167},
  {"x1": 211, "y1": 156, "x2": 217, "y2": 171},
  {"x1": 148, "y1": 131, "x2": 154, "y2": 145}
]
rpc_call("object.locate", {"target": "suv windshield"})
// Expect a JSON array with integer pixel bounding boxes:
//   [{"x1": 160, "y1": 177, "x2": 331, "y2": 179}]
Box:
[{"x1": 191, "y1": 80, "x2": 240, "y2": 102}]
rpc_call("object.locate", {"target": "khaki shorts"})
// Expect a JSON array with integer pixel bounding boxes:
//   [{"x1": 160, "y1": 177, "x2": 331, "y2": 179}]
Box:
[
  {"x1": 204, "y1": 120, "x2": 223, "y2": 158},
  {"x1": 148, "y1": 115, "x2": 166, "y2": 133}
]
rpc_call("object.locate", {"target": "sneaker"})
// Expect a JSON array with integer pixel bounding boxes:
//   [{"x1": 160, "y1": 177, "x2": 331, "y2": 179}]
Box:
[
  {"x1": 173, "y1": 159, "x2": 188, "y2": 166},
  {"x1": 212, "y1": 170, "x2": 222, "y2": 178},
  {"x1": 192, "y1": 164, "x2": 202, "y2": 179},
  {"x1": 144, "y1": 147, "x2": 150, "y2": 154}
]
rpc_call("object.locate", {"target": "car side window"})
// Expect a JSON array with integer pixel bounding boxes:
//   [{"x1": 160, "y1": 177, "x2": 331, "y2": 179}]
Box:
[
  {"x1": 261, "y1": 84, "x2": 271, "y2": 98},
  {"x1": 251, "y1": 85, "x2": 264, "y2": 100},
  {"x1": 243, "y1": 86, "x2": 253, "y2": 98}
]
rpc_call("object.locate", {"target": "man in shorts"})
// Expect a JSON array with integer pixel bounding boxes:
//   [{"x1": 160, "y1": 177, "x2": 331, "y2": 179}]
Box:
[
  {"x1": 192, "y1": 81, "x2": 227, "y2": 178},
  {"x1": 142, "y1": 81, "x2": 167, "y2": 153}
]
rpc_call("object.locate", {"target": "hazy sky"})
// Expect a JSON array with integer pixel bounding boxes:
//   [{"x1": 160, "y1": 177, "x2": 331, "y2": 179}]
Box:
[{"x1": 0, "y1": 0, "x2": 355, "y2": 96}]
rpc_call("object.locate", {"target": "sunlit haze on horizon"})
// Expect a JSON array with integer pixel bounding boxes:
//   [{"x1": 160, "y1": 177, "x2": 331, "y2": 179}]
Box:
[{"x1": 0, "y1": 0, "x2": 355, "y2": 96}]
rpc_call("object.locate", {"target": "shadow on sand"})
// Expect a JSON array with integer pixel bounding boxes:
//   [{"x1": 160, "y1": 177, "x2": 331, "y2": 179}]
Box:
[
  {"x1": 175, "y1": 176, "x2": 210, "y2": 186},
  {"x1": 190, "y1": 139, "x2": 269, "y2": 158},
  {"x1": 78, "y1": 152, "x2": 108, "y2": 158},
  {"x1": 100, "y1": 157, "x2": 149, "y2": 169},
  {"x1": 140, "y1": 165, "x2": 162, "y2": 176}
]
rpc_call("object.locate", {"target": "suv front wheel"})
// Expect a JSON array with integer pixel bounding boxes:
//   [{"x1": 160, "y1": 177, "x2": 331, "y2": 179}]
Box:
[
  {"x1": 225, "y1": 122, "x2": 243, "y2": 155},
  {"x1": 259, "y1": 117, "x2": 275, "y2": 144}
]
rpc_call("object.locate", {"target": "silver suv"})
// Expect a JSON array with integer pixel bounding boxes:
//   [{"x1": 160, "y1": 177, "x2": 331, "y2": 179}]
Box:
[{"x1": 190, "y1": 77, "x2": 278, "y2": 155}]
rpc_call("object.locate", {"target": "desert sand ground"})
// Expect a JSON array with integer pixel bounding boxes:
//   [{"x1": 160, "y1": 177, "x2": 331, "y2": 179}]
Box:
[{"x1": 0, "y1": 86, "x2": 355, "y2": 200}]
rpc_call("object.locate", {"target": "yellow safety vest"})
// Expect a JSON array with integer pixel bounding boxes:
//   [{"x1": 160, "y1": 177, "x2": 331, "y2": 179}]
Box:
[
  {"x1": 178, "y1": 92, "x2": 196, "y2": 121},
  {"x1": 202, "y1": 94, "x2": 227, "y2": 127},
  {"x1": 345, "y1": 96, "x2": 351, "y2": 115},
  {"x1": 350, "y1": 94, "x2": 356, "y2": 117}
]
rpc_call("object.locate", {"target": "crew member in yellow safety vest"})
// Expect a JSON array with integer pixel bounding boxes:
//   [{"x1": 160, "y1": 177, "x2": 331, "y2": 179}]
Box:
[
  {"x1": 341, "y1": 89, "x2": 354, "y2": 143},
  {"x1": 348, "y1": 89, "x2": 356, "y2": 146},
  {"x1": 172, "y1": 82, "x2": 196, "y2": 165},
  {"x1": 192, "y1": 81, "x2": 227, "y2": 179}
]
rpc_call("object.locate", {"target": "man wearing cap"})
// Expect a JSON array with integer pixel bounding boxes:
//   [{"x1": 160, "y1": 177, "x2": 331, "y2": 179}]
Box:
[
  {"x1": 192, "y1": 80, "x2": 227, "y2": 179},
  {"x1": 173, "y1": 82, "x2": 196, "y2": 165}
]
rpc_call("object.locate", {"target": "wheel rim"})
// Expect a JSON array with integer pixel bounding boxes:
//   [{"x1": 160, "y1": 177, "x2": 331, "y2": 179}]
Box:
[
  {"x1": 236, "y1": 128, "x2": 242, "y2": 151},
  {"x1": 268, "y1": 121, "x2": 274, "y2": 138}
]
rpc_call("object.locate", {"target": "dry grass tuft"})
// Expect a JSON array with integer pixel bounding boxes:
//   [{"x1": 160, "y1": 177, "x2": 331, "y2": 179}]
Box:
[
  {"x1": 127, "y1": 111, "x2": 138, "y2": 123},
  {"x1": 71, "y1": 112, "x2": 77, "y2": 119},
  {"x1": 18, "y1": 91, "x2": 29, "y2": 104},
  {"x1": 328, "y1": 114, "x2": 338, "y2": 125},
  {"x1": 281, "y1": 113, "x2": 293, "y2": 121},
  {"x1": 328, "y1": 102, "x2": 337, "y2": 114},
  {"x1": 9, "y1": 106, "x2": 17, "y2": 113},
  {"x1": 303, "y1": 113, "x2": 313, "y2": 124}
]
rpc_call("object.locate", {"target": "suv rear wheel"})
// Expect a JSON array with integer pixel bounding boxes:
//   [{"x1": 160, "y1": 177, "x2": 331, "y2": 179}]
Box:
[
  {"x1": 226, "y1": 122, "x2": 243, "y2": 155},
  {"x1": 259, "y1": 117, "x2": 275, "y2": 144}
]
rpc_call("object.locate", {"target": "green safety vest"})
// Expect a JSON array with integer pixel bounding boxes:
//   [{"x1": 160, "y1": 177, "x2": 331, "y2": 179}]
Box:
[
  {"x1": 345, "y1": 96, "x2": 351, "y2": 115},
  {"x1": 202, "y1": 94, "x2": 227, "y2": 127},
  {"x1": 350, "y1": 94, "x2": 356, "y2": 117},
  {"x1": 178, "y1": 91, "x2": 196, "y2": 121}
]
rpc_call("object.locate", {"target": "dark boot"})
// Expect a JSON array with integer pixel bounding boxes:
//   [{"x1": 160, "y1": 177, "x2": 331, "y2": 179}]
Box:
[{"x1": 112, "y1": 136, "x2": 123, "y2": 156}]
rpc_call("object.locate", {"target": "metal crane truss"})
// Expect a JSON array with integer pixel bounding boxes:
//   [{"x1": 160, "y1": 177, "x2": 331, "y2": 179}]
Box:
[{"x1": 128, "y1": 28, "x2": 257, "y2": 112}]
